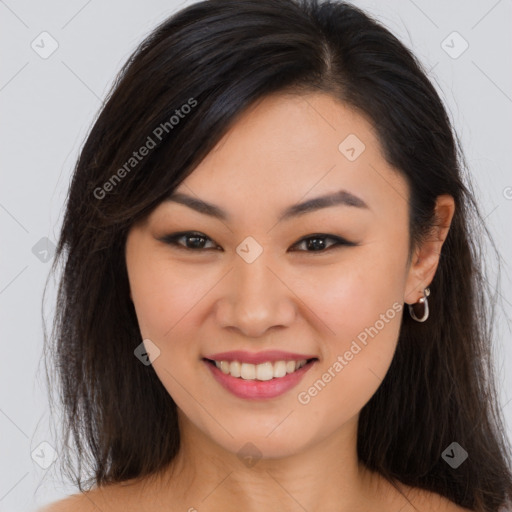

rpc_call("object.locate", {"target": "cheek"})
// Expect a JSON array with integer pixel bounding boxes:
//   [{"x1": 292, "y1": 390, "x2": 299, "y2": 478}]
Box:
[
  {"x1": 294, "y1": 243, "x2": 406, "y2": 342},
  {"x1": 293, "y1": 246, "x2": 406, "y2": 413},
  {"x1": 127, "y1": 257, "x2": 208, "y2": 411},
  {"x1": 128, "y1": 254, "x2": 205, "y2": 341}
]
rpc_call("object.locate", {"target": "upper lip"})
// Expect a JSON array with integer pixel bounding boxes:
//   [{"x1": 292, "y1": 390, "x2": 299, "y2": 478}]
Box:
[{"x1": 203, "y1": 350, "x2": 318, "y2": 365}]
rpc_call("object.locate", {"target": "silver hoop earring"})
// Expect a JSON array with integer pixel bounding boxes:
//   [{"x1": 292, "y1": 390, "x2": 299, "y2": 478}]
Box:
[{"x1": 408, "y1": 287, "x2": 430, "y2": 322}]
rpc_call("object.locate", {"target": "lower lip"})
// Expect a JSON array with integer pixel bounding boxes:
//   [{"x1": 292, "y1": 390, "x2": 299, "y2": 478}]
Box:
[{"x1": 203, "y1": 359, "x2": 316, "y2": 400}]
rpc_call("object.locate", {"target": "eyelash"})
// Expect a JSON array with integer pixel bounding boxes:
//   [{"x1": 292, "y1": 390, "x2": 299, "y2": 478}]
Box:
[{"x1": 158, "y1": 231, "x2": 356, "y2": 253}]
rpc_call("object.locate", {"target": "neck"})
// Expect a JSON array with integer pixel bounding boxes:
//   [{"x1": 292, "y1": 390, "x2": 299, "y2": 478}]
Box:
[{"x1": 147, "y1": 412, "x2": 402, "y2": 512}]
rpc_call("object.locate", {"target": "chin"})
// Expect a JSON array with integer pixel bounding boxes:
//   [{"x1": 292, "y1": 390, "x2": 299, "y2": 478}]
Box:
[{"x1": 209, "y1": 424, "x2": 315, "y2": 463}]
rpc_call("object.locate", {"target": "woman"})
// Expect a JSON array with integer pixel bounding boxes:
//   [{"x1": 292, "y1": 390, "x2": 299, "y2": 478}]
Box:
[{"x1": 42, "y1": 0, "x2": 512, "y2": 510}]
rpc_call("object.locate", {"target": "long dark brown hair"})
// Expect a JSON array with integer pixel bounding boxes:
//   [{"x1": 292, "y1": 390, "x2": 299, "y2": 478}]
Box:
[{"x1": 42, "y1": 0, "x2": 512, "y2": 510}]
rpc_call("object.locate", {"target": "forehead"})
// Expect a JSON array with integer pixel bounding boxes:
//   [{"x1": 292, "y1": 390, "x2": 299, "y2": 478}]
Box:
[{"x1": 171, "y1": 92, "x2": 409, "y2": 222}]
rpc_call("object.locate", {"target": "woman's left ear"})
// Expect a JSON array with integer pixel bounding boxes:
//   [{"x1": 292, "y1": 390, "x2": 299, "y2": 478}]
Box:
[{"x1": 404, "y1": 194, "x2": 455, "y2": 305}]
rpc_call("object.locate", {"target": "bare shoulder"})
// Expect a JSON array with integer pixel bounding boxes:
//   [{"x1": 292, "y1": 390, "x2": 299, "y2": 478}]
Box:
[
  {"x1": 38, "y1": 479, "x2": 147, "y2": 512},
  {"x1": 394, "y1": 482, "x2": 474, "y2": 512},
  {"x1": 417, "y1": 490, "x2": 474, "y2": 512},
  {"x1": 38, "y1": 492, "x2": 99, "y2": 512}
]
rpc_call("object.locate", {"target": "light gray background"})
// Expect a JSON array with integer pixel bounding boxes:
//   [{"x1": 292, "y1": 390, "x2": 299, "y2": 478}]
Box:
[{"x1": 1, "y1": 1, "x2": 511, "y2": 510}]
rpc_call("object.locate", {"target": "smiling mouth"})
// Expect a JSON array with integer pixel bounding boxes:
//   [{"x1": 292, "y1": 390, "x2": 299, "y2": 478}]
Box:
[{"x1": 203, "y1": 357, "x2": 318, "y2": 381}]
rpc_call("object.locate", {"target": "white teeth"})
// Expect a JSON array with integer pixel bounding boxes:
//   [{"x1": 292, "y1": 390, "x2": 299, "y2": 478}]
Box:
[
  {"x1": 240, "y1": 362, "x2": 256, "y2": 380},
  {"x1": 230, "y1": 360, "x2": 241, "y2": 378},
  {"x1": 273, "y1": 360, "x2": 287, "y2": 378},
  {"x1": 213, "y1": 359, "x2": 309, "y2": 380}
]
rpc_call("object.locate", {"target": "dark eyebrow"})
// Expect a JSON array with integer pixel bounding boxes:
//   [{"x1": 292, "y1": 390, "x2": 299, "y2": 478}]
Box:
[{"x1": 165, "y1": 189, "x2": 370, "y2": 222}]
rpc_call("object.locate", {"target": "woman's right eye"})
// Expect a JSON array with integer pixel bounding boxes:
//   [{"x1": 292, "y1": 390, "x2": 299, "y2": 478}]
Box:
[{"x1": 159, "y1": 231, "x2": 219, "y2": 251}]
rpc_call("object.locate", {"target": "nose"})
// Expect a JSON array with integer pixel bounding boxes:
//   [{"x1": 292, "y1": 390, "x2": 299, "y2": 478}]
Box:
[{"x1": 214, "y1": 252, "x2": 297, "y2": 338}]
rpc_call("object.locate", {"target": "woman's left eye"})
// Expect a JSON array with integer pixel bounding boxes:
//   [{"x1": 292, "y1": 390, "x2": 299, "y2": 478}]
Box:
[
  {"x1": 290, "y1": 234, "x2": 355, "y2": 252},
  {"x1": 158, "y1": 231, "x2": 355, "y2": 253}
]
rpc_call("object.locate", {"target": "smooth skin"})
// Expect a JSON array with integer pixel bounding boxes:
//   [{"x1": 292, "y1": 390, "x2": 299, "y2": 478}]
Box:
[{"x1": 43, "y1": 93, "x2": 469, "y2": 511}]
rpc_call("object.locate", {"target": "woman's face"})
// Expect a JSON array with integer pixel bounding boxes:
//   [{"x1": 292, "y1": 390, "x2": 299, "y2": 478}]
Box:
[{"x1": 125, "y1": 92, "x2": 423, "y2": 459}]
